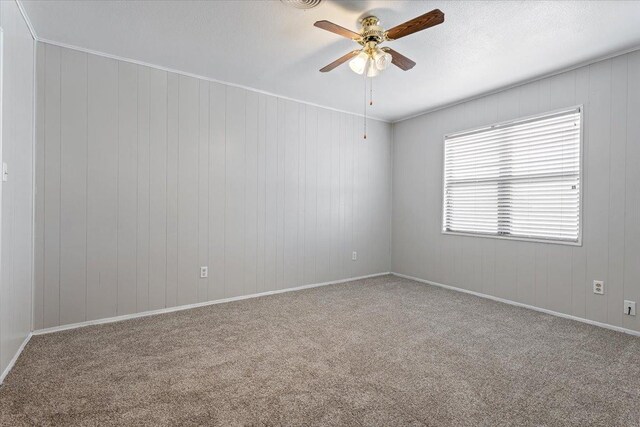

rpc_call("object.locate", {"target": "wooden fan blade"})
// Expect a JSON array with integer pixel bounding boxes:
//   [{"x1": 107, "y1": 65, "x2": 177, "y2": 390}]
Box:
[
  {"x1": 314, "y1": 20, "x2": 361, "y2": 40},
  {"x1": 382, "y1": 48, "x2": 416, "y2": 71},
  {"x1": 386, "y1": 9, "x2": 444, "y2": 40},
  {"x1": 320, "y1": 50, "x2": 359, "y2": 72}
]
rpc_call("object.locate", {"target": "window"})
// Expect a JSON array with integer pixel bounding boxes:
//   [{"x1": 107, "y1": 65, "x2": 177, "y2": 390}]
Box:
[{"x1": 442, "y1": 107, "x2": 582, "y2": 244}]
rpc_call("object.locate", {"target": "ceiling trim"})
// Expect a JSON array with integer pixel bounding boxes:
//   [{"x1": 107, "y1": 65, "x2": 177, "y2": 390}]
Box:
[
  {"x1": 15, "y1": 0, "x2": 37, "y2": 40},
  {"x1": 393, "y1": 43, "x2": 640, "y2": 124}
]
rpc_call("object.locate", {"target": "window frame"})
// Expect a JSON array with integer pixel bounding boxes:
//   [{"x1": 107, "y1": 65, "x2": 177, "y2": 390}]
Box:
[{"x1": 441, "y1": 105, "x2": 584, "y2": 247}]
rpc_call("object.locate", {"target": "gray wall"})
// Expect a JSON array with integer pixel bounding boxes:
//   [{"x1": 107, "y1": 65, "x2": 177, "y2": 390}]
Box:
[
  {"x1": 392, "y1": 50, "x2": 640, "y2": 333},
  {"x1": 34, "y1": 42, "x2": 392, "y2": 330},
  {"x1": 0, "y1": 1, "x2": 35, "y2": 377}
]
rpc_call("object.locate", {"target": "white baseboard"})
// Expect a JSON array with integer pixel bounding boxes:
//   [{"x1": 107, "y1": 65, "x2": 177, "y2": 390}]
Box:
[
  {"x1": 32, "y1": 272, "x2": 391, "y2": 336},
  {"x1": 12, "y1": 271, "x2": 637, "y2": 383},
  {"x1": 391, "y1": 272, "x2": 640, "y2": 337},
  {"x1": 0, "y1": 332, "x2": 33, "y2": 384}
]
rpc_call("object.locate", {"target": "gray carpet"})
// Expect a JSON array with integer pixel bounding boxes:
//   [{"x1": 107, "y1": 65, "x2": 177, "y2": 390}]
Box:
[{"x1": 1, "y1": 275, "x2": 639, "y2": 426}]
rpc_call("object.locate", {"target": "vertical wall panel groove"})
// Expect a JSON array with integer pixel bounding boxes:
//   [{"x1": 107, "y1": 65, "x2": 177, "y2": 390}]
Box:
[
  {"x1": 304, "y1": 106, "x2": 317, "y2": 284},
  {"x1": 148, "y1": 68, "x2": 168, "y2": 311},
  {"x1": 136, "y1": 66, "x2": 150, "y2": 312},
  {"x1": 225, "y1": 87, "x2": 246, "y2": 298},
  {"x1": 297, "y1": 105, "x2": 306, "y2": 286},
  {"x1": 264, "y1": 96, "x2": 278, "y2": 292},
  {"x1": 34, "y1": 42, "x2": 46, "y2": 330},
  {"x1": 276, "y1": 99, "x2": 285, "y2": 290},
  {"x1": 43, "y1": 44, "x2": 61, "y2": 328},
  {"x1": 177, "y1": 75, "x2": 199, "y2": 306},
  {"x1": 244, "y1": 91, "x2": 258, "y2": 296},
  {"x1": 59, "y1": 48, "x2": 88, "y2": 325},
  {"x1": 256, "y1": 94, "x2": 267, "y2": 292},
  {"x1": 283, "y1": 100, "x2": 299, "y2": 289},
  {"x1": 165, "y1": 73, "x2": 179, "y2": 308},
  {"x1": 197, "y1": 81, "x2": 210, "y2": 303},
  {"x1": 209, "y1": 82, "x2": 226, "y2": 301},
  {"x1": 86, "y1": 54, "x2": 118, "y2": 321},
  {"x1": 117, "y1": 61, "x2": 138, "y2": 316}
]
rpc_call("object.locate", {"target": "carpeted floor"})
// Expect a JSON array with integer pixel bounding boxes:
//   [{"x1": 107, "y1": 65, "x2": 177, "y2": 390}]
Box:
[{"x1": 1, "y1": 274, "x2": 639, "y2": 426}]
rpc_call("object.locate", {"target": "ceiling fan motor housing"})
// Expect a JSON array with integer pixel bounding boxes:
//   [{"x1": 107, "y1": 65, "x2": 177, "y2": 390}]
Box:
[{"x1": 360, "y1": 16, "x2": 385, "y2": 45}]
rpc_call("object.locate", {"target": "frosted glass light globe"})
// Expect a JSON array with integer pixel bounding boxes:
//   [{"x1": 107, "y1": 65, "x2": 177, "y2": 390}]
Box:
[
  {"x1": 373, "y1": 49, "x2": 392, "y2": 70},
  {"x1": 366, "y1": 59, "x2": 380, "y2": 77},
  {"x1": 348, "y1": 51, "x2": 369, "y2": 75}
]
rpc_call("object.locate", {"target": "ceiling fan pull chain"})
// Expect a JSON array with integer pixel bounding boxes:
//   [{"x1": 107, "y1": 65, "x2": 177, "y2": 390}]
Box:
[
  {"x1": 363, "y1": 71, "x2": 367, "y2": 139},
  {"x1": 369, "y1": 77, "x2": 373, "y2": 106}
]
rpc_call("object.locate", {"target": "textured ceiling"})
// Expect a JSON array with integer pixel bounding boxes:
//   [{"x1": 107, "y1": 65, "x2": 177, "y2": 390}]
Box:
[{"x1": 21, "y1": 0, "x2": 640, "y2": 121}]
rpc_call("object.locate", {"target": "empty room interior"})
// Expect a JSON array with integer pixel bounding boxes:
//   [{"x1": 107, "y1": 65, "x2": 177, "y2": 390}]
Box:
[{"x1": 2, "y1": 0, "x2": 640, "y2": 425}]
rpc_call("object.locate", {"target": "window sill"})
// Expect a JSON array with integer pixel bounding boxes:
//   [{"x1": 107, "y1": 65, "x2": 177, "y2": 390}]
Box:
[{"x1": 441, "y1": 230, "x2": 582, "y2": 247}]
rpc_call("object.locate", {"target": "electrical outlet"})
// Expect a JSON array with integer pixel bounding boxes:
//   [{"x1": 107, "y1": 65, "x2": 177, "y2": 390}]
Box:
[
  {"x1": 593, "y1": 280, "x2": 604, "y2": 295},
  {"x1": 352, "y1": 251, "x2": 357, "y2": 261},
  {"x1": 200, "y1": 266, "x2": 208, "y2": 278},
  {"x1": 624, "y1": 300, "x2": 636, "y2": 316}
]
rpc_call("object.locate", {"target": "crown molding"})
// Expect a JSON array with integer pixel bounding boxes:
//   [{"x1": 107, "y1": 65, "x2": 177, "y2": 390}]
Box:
[
  {"x1": 393, "y1": 44, "x2": 640, "y2": 124},
  {"x1": 14, "y1": 0, "x2": 37, "y2": 40}
]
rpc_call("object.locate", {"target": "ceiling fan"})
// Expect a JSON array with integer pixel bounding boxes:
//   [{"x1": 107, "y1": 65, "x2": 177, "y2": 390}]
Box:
[{"x1": 314, "y1": 9, "x2": 445, "y2": 76}]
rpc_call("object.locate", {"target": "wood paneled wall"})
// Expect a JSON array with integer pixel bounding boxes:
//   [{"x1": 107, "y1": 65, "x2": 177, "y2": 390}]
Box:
[
  {"x1": 392, "y1": 50, "x2": 640, "y2": 332},
  {"x1": 34, "y1": 42, "x2": 392, "y2": 330}
]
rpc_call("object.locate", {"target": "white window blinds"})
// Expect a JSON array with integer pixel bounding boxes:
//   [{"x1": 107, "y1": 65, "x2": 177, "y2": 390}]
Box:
[{"x1": 443, "y1": 107, "x2": 582, "y2": 244}]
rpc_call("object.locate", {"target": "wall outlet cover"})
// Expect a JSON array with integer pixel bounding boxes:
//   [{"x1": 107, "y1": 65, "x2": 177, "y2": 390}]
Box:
[
  {"x1": 352, "y1": 251, "x2": 357, "y2": 261},
  {"x1": 593, "y1": 280, "x2": 604, "y2": 295},
  {"x1": 200, "y1": 266, "x2": 208, "y2": 278}
]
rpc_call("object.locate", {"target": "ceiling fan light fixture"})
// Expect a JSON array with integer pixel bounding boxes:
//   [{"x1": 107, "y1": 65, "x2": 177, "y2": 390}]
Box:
[
  {"x1": 373, "y1": 49, "x2": 392, "y2": 70},
  {"x1": 366, "y1": 59, "x2": 379, "y2": 77},
  {"x1": 348, "y1": 51, "x2": 369, "y2": 75}
]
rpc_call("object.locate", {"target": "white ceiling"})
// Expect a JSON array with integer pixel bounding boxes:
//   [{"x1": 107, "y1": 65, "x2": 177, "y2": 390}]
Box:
[{"x1": 21, "y1": 0, "x2": 640, "y2": 122}]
